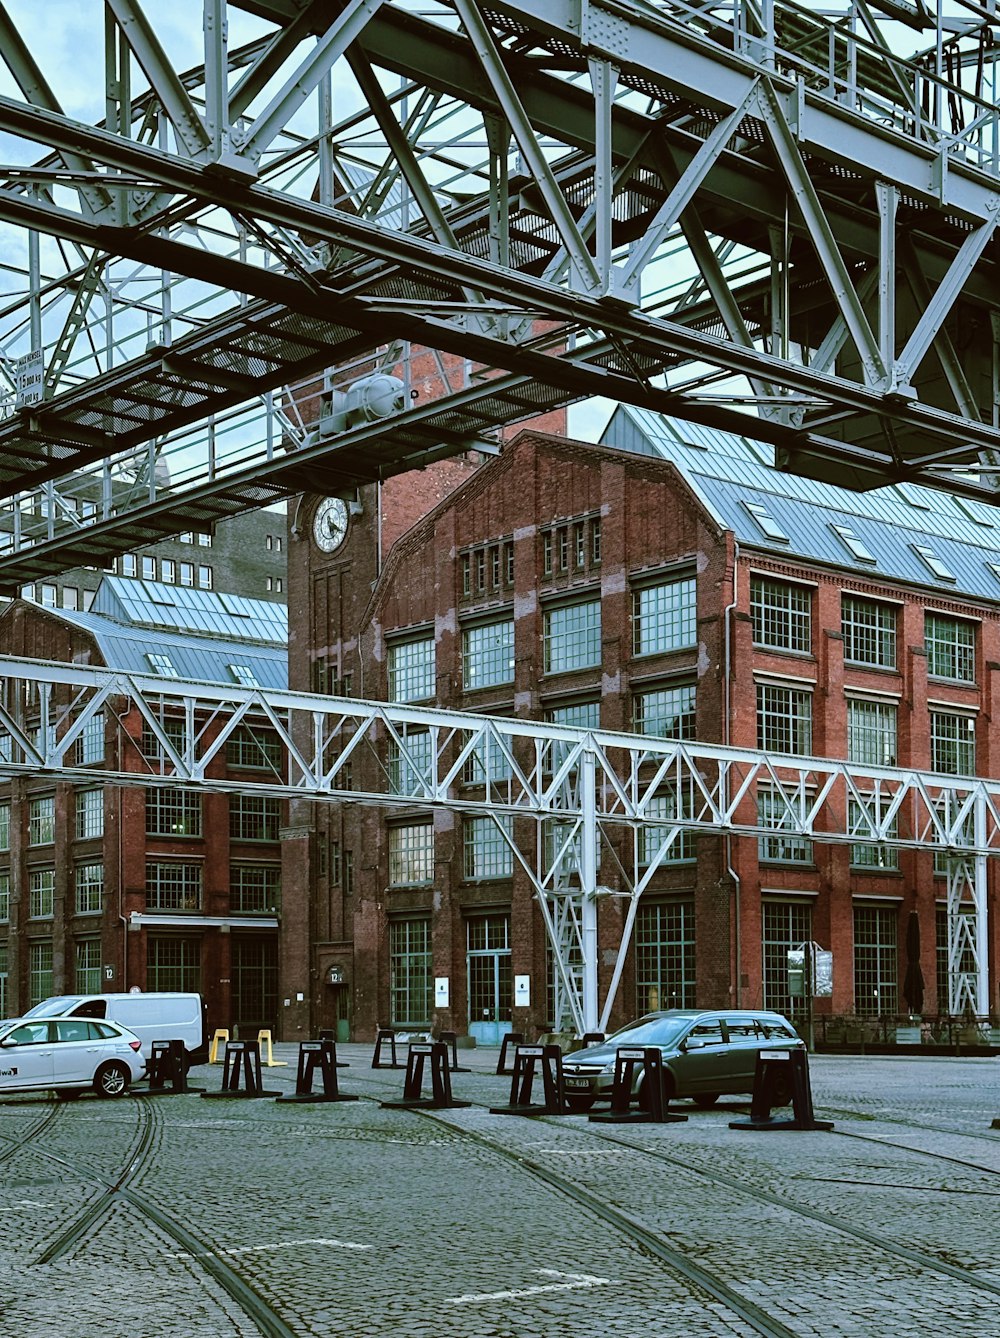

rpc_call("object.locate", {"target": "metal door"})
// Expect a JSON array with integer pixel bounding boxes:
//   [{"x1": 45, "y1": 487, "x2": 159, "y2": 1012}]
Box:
[
  {"x1": 467, "y1": 914, "x2": 512, "y2": 1046},
  {"x1": 232, "y1": 937, "x2": 278, "y2": 1036}
]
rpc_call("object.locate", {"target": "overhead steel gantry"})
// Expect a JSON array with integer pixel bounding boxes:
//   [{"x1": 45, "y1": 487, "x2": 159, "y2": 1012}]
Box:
[
  {"x1": 0, "y1": 655, "x2": 990, "y2": 1030},
  {"x1": 6, "y1": 1, "x2": 1000, "y2": 583}
]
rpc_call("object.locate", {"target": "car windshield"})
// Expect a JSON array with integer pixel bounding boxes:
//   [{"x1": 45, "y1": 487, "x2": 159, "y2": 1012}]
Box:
[
  {"x1": 606, "y1": 1016, "x2": 692, "y2": 1047},
  {"x1": 22, "y1": 997, "x2": 80, "y2": 1018}
]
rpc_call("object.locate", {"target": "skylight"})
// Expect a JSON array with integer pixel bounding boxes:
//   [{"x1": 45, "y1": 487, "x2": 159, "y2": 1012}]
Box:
[
  {"x1": 831, "y1": 524, "x2": 877, "y2": 564},
  {"x1": 742, "y1": 500, "x2": 788, "y2": 542},
  {"x1": 229, "y1": 664, "x2": 261, "y2": 688},
  {"x1": 912, "y1": 544, "x2": 955, "y2": 582},
  {"x1": 146, "y1": 652, "x2": 179, "y2": 678},
  {"x1": 955, "y1": 497, "x2": 996, "y2": 528},
  {"x1": 894, "y1": 483, "x2": 931, "y2": 510}
]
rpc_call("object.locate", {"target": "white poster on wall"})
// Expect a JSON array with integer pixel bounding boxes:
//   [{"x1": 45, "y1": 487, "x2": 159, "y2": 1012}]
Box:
[
  {"x1": 435, "y1": 977, "x2": 450, "y2": 1007},
  {"x1": 514, "y1": 975, "x2": 530, "y2": 1006}
]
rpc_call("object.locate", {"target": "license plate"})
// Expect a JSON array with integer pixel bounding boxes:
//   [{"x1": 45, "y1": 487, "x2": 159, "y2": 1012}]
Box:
[{"x1": 565, "y1": 1077, "x2": 591, "y2": 1089}]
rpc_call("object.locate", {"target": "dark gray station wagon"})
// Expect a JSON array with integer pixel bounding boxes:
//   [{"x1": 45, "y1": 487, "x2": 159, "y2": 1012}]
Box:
[{"x1": 561, "y1": 1009, "x2": 804, "y2": 1112}]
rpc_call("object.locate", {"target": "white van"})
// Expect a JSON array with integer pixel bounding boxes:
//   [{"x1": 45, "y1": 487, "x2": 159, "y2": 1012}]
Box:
[{"x1": 22, "y1": 993, "x2": 207, "y2": 1065}]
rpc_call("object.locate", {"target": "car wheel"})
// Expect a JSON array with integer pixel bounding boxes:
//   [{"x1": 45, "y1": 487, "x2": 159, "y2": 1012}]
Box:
[
  {"x1": 55, "y1": 1089, "x2": 82, "y2": 1101},
  {"x1": 564, "y1": 1092, "x2": 596, "y2": 1113},
  {"x1": 692, "y1": 1093, "x2": 720, "y2": 1108},
  {"x1": 94, "y1": 1061, "x2": 131, "y2": 1099}
]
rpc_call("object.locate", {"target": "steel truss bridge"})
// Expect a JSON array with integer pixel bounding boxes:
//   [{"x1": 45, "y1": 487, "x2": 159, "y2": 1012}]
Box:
[
  {"x1": 1, "y1": 655, "x2": 990, "y2": 1031},
  {"x1": 4, "y1": 1, "x2": 1000, "y2": 583}
]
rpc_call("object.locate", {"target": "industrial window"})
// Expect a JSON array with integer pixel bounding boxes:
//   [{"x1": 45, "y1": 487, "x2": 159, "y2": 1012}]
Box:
[
  {"x1": 547, "y1": 700, "x2": 600, "y2": 731},
  {"x1": 40, "y1": 583, "x2": 57, "y2": 608},
  {"x1": 635, "y1": 899, "x2": 696, "y2": 1014},
  {"x1": 62, "y1": 586, "x2": 79, "y2": 610},
  {"x1": 633, "y1": 683, "x2": 696, "y2": 739},
  {"x1": 846, "y1": 699, "x2": 897, "y2": 767},
  {"x1": 29, "y1": 940, "x2": 53, "y2": 1008},
  {"x1": 231, "y1": 864, "x2": 281, "y2": 914},
  {"x1": 146, "y1": 862, "x2": 202, "y2": 911},
  {"x1": 543, "y1": 599, "x2": 601, "y2": 672},
  {"x1": 925, "y1": 613, "x2": 975, "y2": 682},
  {"x1": 750, "y1": 577, "x2": 811, "y2": 652},
  {"x1": 226, "y1": 724, "x2": 282, "y2": 773},
  {"x1": 198, "y1": 565, "x2": 213, "y2": 590},
  {"x1": 389, "y1": 917, "x2": 433, "y2": 1028},
  {"x1": 179, "y1": 562, "x2": 194, "y2": 587},
  {"x1": 76, "y1": 789, "x2": 104, "y2": 840},
  {"x1": 0, "y1": 802, "x2": 8, "y2": 851},
  {"x1": 463, "y1": 815, "x2": 513, "y2": 880},
  {"x1": 632, "y1": 576, "x2": 696, "y2": 655},
  {"x1": 853, "y1": 906, "x2": 898, "y2": 1016},
  {"x1": 388, "y1": 728, "x2": 432, "y2": 797},
  {"x1": 28, "y1": 795, "x2": 55, "y2": 845},
  {"x1": 930, "y1": 711, "x2": 975, "y2": 775},
  {"x1": 848, "y1": 798, "x2": 899, "y2": 870},
  {"x1": 936, "y1": 904, "x2": 977, "y2": 1014},
  {"x1": 141, "y1": 716, "x2": 186, "y2": 763},
  {"x1": 147, "y1": 936, "x2": 201, "y2": 992},
  {"x1": 388, "y1": 823, "x2": 434, "y2": 885},
  {"x1": 141, "y1": 556, "x2": 156, "y2": 581},
  {"x1": 161, "y1": 559, "x2": 176, "y2": 584},
  {"x1": 146, "y1": 787, "x2": 202, "y2": 837},
  {"x1": 757, "y1": 790, "x2": 813, "y2": 864},
  {"x1": 146, "y1": 652, "x2": 179, "y2": 678},
  {"x1": 0, "y1": 871, "x2": 8, "y2": 921},
  {"x1": 197, "y1": 531, "x2": 212, "y2": 547},
  {"x1": 121, "y1": 554, "x2": 137, "y2": 578},
  {"x1": 76, "y1": 711, "x2": 105, "y2": 765},
  {"x1": 842, "y1": 596, "x2": 896, "y2": 668},
  {"x1": 463, "y1": 733, "x2": 514, "y2": 785},
  {"x1": 387, "y1": 636, "x2": 435, "y2": 702},
  {"x1": 29, "y1": 867, "x2": 54, "y2": 919},
  {"x1": 756, "y1": 683, "x2": 812, "y2": 755},
  {"x1": 229, "y1": 794, "x2": 281, "y2": 842},
  {"x1": 75, "y1": 862, "x2": 104, "y2": 915},
  {"x1": 638, "y1": 785, "x2": 695, "y2": 864},
  {"x1": 462, "y1": 620, "x2": 514, "y2": 689},
  {"x1": 75, "y1": 939, "x2": 102, "y2": 995},
  {"x1": 762, "y1": 901, "x2": 811, "y2": 1020}
]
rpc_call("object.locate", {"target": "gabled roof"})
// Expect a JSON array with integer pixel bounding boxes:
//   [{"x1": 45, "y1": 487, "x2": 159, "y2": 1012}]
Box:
[{"x1": 604, "y1": 406, "x2": 1000, "y2": 602}]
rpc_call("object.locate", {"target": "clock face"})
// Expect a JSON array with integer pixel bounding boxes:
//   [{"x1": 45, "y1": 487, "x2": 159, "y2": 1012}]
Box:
[{"x1": 313, "y1": 497, "x2": 349, "y2": 552}]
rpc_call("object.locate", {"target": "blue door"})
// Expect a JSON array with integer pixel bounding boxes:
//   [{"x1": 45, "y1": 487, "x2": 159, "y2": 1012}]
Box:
[{"x1": 467, "y1": 914, "x2": 512, "y2": 1046}]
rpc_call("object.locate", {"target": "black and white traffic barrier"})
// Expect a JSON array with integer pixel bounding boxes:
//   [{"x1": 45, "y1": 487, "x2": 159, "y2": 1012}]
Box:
[
  {"x1": 729, "y1": 1047, "x2": 834, "y2": 1132},
  {"x1": 276, "y1": 1040, "x2": 359, "y2": 1104},
  {"x1": 380, "y1": 1042, "x2": 471, "y2": 1111},
  {"x1": 438, "y1": 1030, "x2": 470, "y2": 1073},
  {"x1": 495, "y1": 1031, "x2": 524, "y2": 1076},
  {"x1": 136, "y1": 1039, "x2": 204, "y2": 1097},
  {"x1": 490, "y1": 1044, "x2": 568, "y2": 1116},
  {"x1": 318, "y1": 1029, "x2": 350, "y2": 1067},
  {"x1": 589, "y1": 1046, "x2": 687, "y2": 1124},
  {"x1": 371, "y1": 1028, "x2": 406, "y2": 1070},
  {"x1": 200, "y1": 1040, "x2": 281, "y2": 1100}
]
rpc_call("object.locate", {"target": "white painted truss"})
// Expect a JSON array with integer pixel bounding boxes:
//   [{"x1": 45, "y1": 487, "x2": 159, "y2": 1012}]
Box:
[{"x1": 0, "y1": 655, "x2": 991, "y2": 1030}]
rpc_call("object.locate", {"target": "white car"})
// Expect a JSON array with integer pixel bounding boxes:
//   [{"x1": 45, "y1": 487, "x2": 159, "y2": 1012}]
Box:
[{"x1": 0, "y1": 1016, "x2": 146, "y2": 1099}]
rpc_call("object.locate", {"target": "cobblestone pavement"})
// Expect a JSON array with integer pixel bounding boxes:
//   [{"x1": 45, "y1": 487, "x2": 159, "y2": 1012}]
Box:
[{"x1": 0, "y1": 1046, "x2": 996, "y2": 1338}]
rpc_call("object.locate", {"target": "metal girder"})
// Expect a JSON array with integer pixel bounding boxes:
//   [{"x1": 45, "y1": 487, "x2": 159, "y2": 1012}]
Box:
[
  {"x1": 0, "y1": 653, "x2": 994, "y2": 1026},
  {"x1": 5, "y1": 0, "x2": 1000, "y2": 554}
]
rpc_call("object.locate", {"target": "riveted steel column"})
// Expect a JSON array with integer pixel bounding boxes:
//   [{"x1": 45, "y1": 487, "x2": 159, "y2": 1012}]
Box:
[
  {"x1": 581, "y1": 748, "x2": 599, "y2": 1034},
  {"x1": 876, "y1": 181, "x2": 897, "y2": 377}
]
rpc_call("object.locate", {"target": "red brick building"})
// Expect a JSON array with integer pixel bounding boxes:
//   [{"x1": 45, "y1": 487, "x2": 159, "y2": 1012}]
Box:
[
  {"x1": 0, "y1": 577, "x2": 287, "y2": 1034},
  {"x1": 284, "y1": 404, "x2": 1000, "y2": 1043}
]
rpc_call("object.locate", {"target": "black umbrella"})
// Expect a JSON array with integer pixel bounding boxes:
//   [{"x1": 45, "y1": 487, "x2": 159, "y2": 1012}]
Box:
[{"x1": 903, "y1": 910, "x2": 924, "y2": 1017}]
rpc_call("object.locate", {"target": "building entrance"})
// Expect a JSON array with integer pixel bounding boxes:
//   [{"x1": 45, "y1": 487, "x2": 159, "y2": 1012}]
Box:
[
  {"x1": 467, "y1": 913, "x2": 512, "y2": 1046},
  {"x1": 232, "y1": 937, "x2": 278, "y2": 1036}
]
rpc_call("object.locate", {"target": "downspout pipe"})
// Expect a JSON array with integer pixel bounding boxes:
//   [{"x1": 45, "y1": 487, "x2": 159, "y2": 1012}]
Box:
[{"x1": 723, "y1": 536, "x2": 742, "y2": 1006}]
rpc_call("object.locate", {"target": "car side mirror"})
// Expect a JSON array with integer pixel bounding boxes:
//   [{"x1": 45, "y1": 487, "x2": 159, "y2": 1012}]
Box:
[
  {"x1": 683, "y1": 1037, "x2": 706, "y2": 1051},
  {"x1": 0, "y1": 1038, "x2": 17, "y2": 1047}
]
